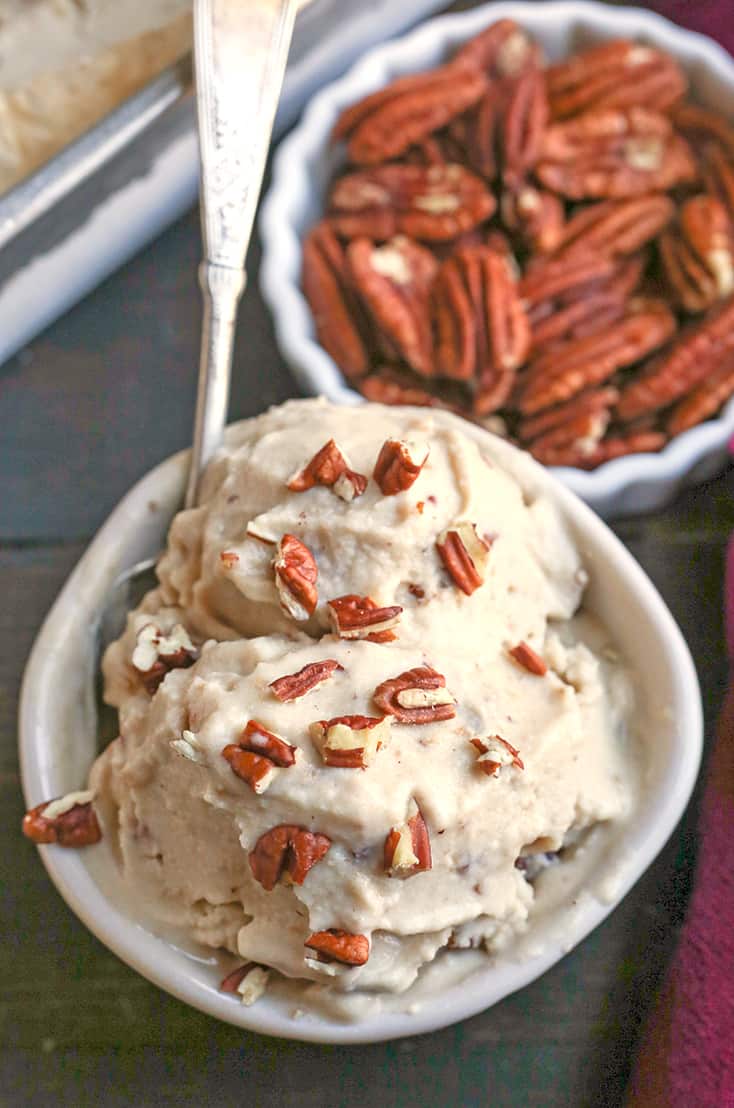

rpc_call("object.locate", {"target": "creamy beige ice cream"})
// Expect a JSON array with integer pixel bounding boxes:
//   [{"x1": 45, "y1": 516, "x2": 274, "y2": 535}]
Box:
[{"x1": 90, "y1": 399, "x2": 636, "y2": 1016}]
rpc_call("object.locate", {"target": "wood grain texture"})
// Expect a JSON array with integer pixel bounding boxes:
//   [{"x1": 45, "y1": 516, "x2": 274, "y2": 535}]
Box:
[{"x1": 3, "y1": 9, "x2": 734, "y2": 1104}]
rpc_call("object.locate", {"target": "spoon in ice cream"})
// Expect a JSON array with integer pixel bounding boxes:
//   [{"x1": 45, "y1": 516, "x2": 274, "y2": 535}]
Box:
[{"x1": 96, "y1": 0, "x2": 299, "y2": 647}]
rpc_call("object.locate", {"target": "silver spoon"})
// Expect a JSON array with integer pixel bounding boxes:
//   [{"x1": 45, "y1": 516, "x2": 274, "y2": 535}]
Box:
[{"x1": 96, "y1": 0, "x2": 299, "y2": 676}]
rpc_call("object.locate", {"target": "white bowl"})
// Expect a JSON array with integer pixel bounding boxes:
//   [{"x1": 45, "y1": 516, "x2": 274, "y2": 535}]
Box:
[
  {"x1": 19, "y1": 411, "x2": 702, "y2": 1042},
  {"x1": 260, "y1": 0, "x2": 734, "y2": 519}
]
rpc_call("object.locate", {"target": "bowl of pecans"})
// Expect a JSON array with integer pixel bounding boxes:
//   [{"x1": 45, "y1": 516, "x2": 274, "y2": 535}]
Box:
[{"x1": 260, "y1": 0, "x2": 734, "y2": 518}]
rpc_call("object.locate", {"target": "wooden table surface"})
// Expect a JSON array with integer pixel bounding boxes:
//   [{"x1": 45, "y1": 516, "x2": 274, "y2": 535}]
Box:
[{"x1": 3, "y1": 19, "x2": 734, "y2": 1108}]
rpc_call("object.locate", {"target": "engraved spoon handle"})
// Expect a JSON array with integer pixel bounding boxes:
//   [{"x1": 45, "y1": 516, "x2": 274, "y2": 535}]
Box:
[{"x1": 185, "y1": 0, "x2": 298, "y2": 509}]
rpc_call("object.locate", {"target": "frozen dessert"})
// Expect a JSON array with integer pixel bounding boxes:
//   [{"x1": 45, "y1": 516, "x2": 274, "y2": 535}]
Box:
[
  {"x1": 24, "y1": 399, "x2": 637, "y2": 1019},
  {"x1": 0, "y1": 0, "x2": 190, "y2": 192}
]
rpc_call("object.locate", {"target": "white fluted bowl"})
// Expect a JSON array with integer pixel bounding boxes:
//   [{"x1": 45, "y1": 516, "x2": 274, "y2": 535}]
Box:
[
  {"x1": 260, "y1": 0, "x2": 734, "y2": 518},
  {"x1": 19, "y1": 411, "x2": 702, "y2": 1042}
]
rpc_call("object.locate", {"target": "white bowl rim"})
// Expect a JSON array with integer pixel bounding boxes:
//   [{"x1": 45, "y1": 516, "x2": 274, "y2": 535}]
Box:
[
  {"x1": 259, "y1": 0, "x2": 734, "y2": 514},
  {"x1": 19, "y1": 405, "x2": 703, "y2": 1043}
]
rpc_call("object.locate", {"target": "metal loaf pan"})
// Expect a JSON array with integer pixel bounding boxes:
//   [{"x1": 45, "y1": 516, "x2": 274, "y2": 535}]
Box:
[{"x1": 0, "y1": 0, "x2": 448, "y2": 366}]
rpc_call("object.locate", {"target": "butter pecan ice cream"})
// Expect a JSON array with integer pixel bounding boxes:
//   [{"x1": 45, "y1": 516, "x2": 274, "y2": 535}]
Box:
[{"x1": 82, "y1": 399, "x2": 636, "y2": 1016}]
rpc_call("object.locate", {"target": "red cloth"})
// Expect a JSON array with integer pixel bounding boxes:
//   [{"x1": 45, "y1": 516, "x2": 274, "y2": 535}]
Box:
[
  {"x1": 622, "y1": 11, "x2": 734, "y2": 1104},
  {"x1": 643, "y1": 1, "x2": 734, "y2": 57},
  {"x1": 626, "y1": 533, "x2": 734, "y2": 1105}
]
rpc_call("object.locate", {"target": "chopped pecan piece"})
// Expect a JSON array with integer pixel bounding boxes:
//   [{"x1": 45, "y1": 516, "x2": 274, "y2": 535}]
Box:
[
  {"x1": 453, "y1": 20, "x2": 540, "y2": 79},
  {"x1": 131, "y1": 622, "x2": 198, "y2": 694},
  {"x1": 435, "y1": 522, "x2": 491, "y2": 595},
  {"x1": 239, "y1": 720, "x2": 297, "y2": 768},
  {"x1": 555, "y1": 195, "x2": 674, "y2": 261},
  {"x1": 509, "y1": 641, "x2": 547, "y2": 676},
  {"x1": 328, "y1": 163, "x2": 496, "y2": 242},
  {"x1": 547, "y1": 40, "x2": 686, "y2": 119},
  {"x1": 273, "y1": 534, "x2": 318, "y2": 621},
  {"x1": 384, "y1": 800, "x2": 432, "y2": 876},
  {"x1": 373, "y1": 665, "x2": 456, "y2": 724},
  {"x1": 269, "y1": 659, "x2": 343, "y2": 703},
  {"x1": 518, "y1": 298, "x2": 676, "y2": 415},
  {"x1": 309, "y1": 714, "x2": 392, "y2": 768},
  {"x1": 22, "y1": 790, "x2": 101, "y2": 848},
  {"x1": 304, "y1": 929, "x2": 370, "y2": 967},
  {"x1": 302, "y1": 222, "x2": 371, "y2": 380},
  {"x1": 471, "y1": 735, "x2": 524, "y2": 777},
  {"x1": 373, "y1": 437, "x2": 429, "y2": 494},
  {"x1": 249, "y1": 825, "x2": 332, "y2": 891},
  {"x1": 219, "y1": 962, "x2": 270, "y2": 1006},
  {"x1": 536, "y1": 107, "x2": 696, "y2": 200},
  {"x1": 332, "y1": 62, "x2": 486, "y2": 166},
  {"x1": 660, "y1": 195, "x2": 734, "y2": 313},
  {"x1": 347, "y1": 236, "x2": 437, "y2": 376},
  {"x1": 617, "y1": 293, "x2": 734, "y2": 420},
  {"x1": 327, "y1": 594, "x2": 403, "y2": 642},
  {"x1": 222, "y1": 720, "x2": 298, "y2": 794},
  {"x1": 432, "y1": 245, "x2": 530, "y2": 413},
  {"x1": 287, "y1": 439, "x2": 367, "y2": 501},
  {"x1": 667, "y1": 348, "x2": 734, "y2": 435}
]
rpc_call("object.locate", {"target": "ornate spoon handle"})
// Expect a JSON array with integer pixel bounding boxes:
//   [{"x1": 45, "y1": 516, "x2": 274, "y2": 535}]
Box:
[{"x1": 185, "y1": 0, "x2": 298, "y2": 508}]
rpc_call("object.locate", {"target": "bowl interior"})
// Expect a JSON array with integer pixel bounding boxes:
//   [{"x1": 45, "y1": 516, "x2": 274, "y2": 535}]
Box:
[{"x1": 19, "y1": 408, "x2": 702, "y2": 1043}]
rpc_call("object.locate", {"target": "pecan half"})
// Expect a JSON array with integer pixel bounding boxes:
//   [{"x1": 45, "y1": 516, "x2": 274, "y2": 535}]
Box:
[
  {"x1": 287, "y1": 439, "x2": 367, "y2": 501},
  {"x1": 373, "y1": 665, "x2": 456, "y2": 724},
  {"x1": 219, "y1": 963, "x2": 270, "y2": 1006},
  {"x1": 358, "y1": 367, "x2": 458, "y2": 410},
  {"x1": 509, "y1": 641, "x2": 547, "y2": 676},
  {"x1": 432, "y1": 245, "x2": 530, "y2": 413},
  {"x1": 453, "y1": 20, "x2": 541, "y2": 80},
  {"x1": 576, "y1": 430, "x2": 667, "y2": 468},
  {"x1": 555, "y1": 195, "x2": 674, "y2": 260},
  {"x1": 435, "y1": 522, "x2": 491, "y2": 595},
  {"x1": 327, "y1": 594, "x2": 403, "y2": 642},
  {"x1": 273, "y1": 534, "x2": 318, "y2": 621},
  {"x1": 373, "y1": 437, "x2": 429, "y2": 494},
  {"x1": 302, "y1": 221, "x2": 371, "y2": 379},
  {"x1": 22, "y1": 791, "x2": 101, "y2": 847},
  {"x1": 672, "y1": 102, "x2": 734, "y2": 162},
  {"x1": 269, "y1": 659, "x2": 343, "y2": 703},
  {"x1": 328, "y1": 163, "x2": 496, "y2": 242},
  {"x1": 536, "y1": 108, "x2": 696, "y2": 200},
  {"x1": 309, "y1": 714, "x2": 392, "y2": 768},
  {"x1": 501, "y1": 185, "x2": 565, "y2": 254},
  {"x1": 304, "y1": 929, "x2": 370, "y2": 966},
  {"x1": 660, "y1": 195, "x2": 734, "y2": 313},
  {"x1": 546, "y1": 40, "x2": 686, "y2": 119},
  {"x1": 347, "y1": 236, "x2": 437, "y2": 376},
  {"x1": 131, "y1": 622, "x2": 198, "y2": 694},
  {"x1": 702, "y1": 144, "x2": 734, "y2": 225},
  {"x1": 501, "y1": 67, "x2": 549, "y2": 188},
  {"x1": 518, "y1": 298, "x2": 676, "y2": 415},
  {"x1": 520, "y1": 251, "x2": 618, "y2": 308},
  {"x1": 384, "y1": 801, "x2": 432, "y2": 876},
  {"x1": 332, "y1": 63, "x2": 486, "y2": 166},
  {"x1": 667, "y1": 348, "x2": 734, "y2": 435},
  {"x1": 249, "y1": 825, "x2": 332, "y2": 891},
  {"x1": 526, "y1": 406, "x2": 611, "y2": 466},
  {"x1": 471, "y1": 735, "x2": 524, "y2": 777},
  {"x1": 617, "y1": 293, "x2": 734, "y2": 420},
  {"x1": 518, "y1": 386, "x2": 618, "y2": 443}
]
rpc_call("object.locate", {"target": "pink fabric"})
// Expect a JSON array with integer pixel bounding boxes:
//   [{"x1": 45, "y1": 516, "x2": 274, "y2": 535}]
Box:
[
  {"x1": 627, "y1": 540, "x2": 734, "y2": 1104},
  {"x1": 622, "y1": 12, "x2": 734, "y2": 1104},
  {"x1": 643, "y1": 1, "x2": 734, "y2": 56}
]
